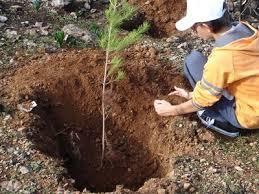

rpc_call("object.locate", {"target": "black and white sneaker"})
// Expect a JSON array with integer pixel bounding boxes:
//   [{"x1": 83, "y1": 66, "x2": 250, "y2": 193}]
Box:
[{"x1": 197, "y1": 110, "x2": 240, "y2": 138}]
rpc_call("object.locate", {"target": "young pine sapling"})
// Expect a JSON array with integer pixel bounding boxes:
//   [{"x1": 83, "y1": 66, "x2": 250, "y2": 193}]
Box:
[{"x1": 99, "y1": 0, "x2": 149, "y2": 166}]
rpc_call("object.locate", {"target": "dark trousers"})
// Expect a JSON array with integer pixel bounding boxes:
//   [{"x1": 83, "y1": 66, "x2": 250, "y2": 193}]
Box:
[{"x1": 184, "y1": 50, "x2": 244, "y2": 129}]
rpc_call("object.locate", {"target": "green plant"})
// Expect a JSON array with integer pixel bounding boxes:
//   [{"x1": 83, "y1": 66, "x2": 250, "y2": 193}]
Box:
[
  {"x1": 89, "y1": 22, "x2": 102, "y2": 38},
  {"x1": 54, "y1": 31, "x2": 65, "y2": 48},
  {"x1": 32, "y1": 0, "x2": 42, "y2": 12},
  {"x1": 99, "y1": 0, "x2": 149, "y2": 166}
]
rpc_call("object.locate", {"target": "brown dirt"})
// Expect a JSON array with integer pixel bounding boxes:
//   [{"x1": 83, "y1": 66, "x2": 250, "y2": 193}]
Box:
[
  {"x1": 0, "y1": 46, "x2": 205, "y2": 193},
  {"x1": 128, "y1": 0, "x2": 186, "y2": 37}
]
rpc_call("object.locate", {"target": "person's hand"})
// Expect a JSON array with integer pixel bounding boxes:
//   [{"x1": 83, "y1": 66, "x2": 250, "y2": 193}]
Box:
[
  {"x1": 154, "y1": 100, "x2": 179, "y2": 117},
  {"x1": 169, "y1": 86, "x2": 191, "y2": 99}
]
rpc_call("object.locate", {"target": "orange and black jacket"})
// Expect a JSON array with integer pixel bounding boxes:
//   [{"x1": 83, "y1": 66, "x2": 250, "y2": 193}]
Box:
[{"x1": 192, "y1": 22, "x2": 259, "y2": 129}]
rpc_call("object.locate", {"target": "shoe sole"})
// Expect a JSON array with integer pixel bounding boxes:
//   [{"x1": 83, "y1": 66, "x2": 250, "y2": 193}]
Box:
[{"x1": 197, "y1": 113, "x2": 240, "y2": 138}]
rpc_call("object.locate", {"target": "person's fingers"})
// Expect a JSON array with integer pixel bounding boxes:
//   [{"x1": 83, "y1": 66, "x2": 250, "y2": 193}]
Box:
[
  {"x1": 174, "y1": 86, "x2": 183, "y2": 91},
  {"x1": 154, "y1": 100, "x2": 166, "y2": 106},
  {"x1": 154, "y1": 100, "x2": 162, "y2": 105},
  {"x1": 168, "y1": 91, "x2": 179, "y2": 96}
]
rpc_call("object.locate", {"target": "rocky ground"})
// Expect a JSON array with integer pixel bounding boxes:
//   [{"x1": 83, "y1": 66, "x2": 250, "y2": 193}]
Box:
[{"x1": 0, "y1": 0, "x2": 259, "y2": 194}]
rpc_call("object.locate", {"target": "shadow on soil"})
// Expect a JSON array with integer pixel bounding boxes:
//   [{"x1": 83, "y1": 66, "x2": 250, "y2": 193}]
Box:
[{"x1": 27, "y1": 89, "x2": 163, "y2": 192}]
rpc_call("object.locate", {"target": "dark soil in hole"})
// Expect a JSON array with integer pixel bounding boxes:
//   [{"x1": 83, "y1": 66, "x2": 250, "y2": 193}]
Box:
[
  {"x1": 2, "y1": 46, "x2": 199, "y2": 192},
  {"x1": 32, "y1": 91, "x2": 162, "y2": 192}
]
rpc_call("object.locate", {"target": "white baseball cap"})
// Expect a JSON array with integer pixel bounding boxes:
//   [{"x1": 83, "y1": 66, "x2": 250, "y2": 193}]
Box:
[{"x1": 176, "y1": 0, "x2": 226, "y2": 31}]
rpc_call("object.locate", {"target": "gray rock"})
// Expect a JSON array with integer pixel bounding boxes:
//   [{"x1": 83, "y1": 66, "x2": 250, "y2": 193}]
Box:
[
  {"x1": 5, "y1": 30, "x2": 19, "y2": 40},
  {"x1": 51, "y1": 0, "x2": 71, "y2": 8},
  {"x1": 177, "y1": 42, "x2": 188, "y2": 49},
  {"x1": 51, "y1": 0, "x2": 91, "y2": 8},
  {"x1": 21, "y1": 21, "x2": 29, "y2": 26},
  {"x1": 0, "y1": 16, "x2": 7, "y2": 23},
  {"x1": 0, "y1": 23, "x2": 5, "y2": 28},
  {"x1": 10, "y1": 5, "x2": 23, "y2": 12},
  {"x1": 19, "y1": 166, "x2": 30, "y2": 174},
  {"x1": 62, "y1": 24, "x2": 92, "y2": 43},
  {"x1": 101, "y1": 0, "x2": 109, "y2": 3},
  {"x1": 0, "y1": 180, "x2": 22, "y2": 192},
  {"x1": 84, "y1": 2, "x2": 91, "y2": 10},
  {"x1": 183, "y1": 182, "x2": 191, "y2": 190},
  {"x1": 90, "y1": 8, "x2": 97, "y2": 13}
]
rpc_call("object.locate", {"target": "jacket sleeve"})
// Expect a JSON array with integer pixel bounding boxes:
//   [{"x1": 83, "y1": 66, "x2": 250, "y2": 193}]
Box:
[{"x1": 192, "y1": 50, "x2": 235, "y2": 109}]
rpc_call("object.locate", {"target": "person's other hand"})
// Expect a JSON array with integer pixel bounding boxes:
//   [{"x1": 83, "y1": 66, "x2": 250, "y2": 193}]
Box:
[
  {"x1": 169, "y1": 86, "x2": 191, "y2": 99},
  {"x1": 154, "y1": 100, "x2": 179, "y2": 116}
]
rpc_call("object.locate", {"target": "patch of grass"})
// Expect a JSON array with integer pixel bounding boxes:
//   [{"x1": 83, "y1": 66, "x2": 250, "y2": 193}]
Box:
[
  {"x1": 54, "y1": 31, "x2": 65, "y2": 48},
  {"x1": 32, "y1": 0, "x2": 42, "y2": 12},
  {"x1": 217, "y1": 135, "x2": 258, "y2": 162},
  {"x1": 89, "y1": 22, "x2": 102, "y2": 38}
]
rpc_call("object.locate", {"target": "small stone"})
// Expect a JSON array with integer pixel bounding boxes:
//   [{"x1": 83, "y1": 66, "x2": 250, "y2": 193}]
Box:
[
  {"x1": 164, "y1": 43, "x2": 171, "y2": 48},
  {"x1": 208, "y1": 166, "x2": 217, "y2": 173},
  {"x1": 189, "y1": 187, "x2": 196, "y2": 192},
  {"x1": 84, "y1": 2, "x2": 91, "y2": 10},
  {"x1": 234, "y1": 166, "x2": 244, "y2": 172},
  {"x1": 5, "y1": 30, "x2": 19, "y2": 40},
  {"x1": 70, "y1": 12, "x2": 77, "y2": 19},
  {"x1": 166, "y1": 170, "x2": 175, "y2": 178},
  {"x1": 191, "y1": 121, "x2": 198, "y2": 127},
  {"x1": 51, "y1": 0, "x2": 71, "y2": 8},
  {"x1": 252, "y1": 157, "x2": 257, "y2": 162},
  {"x1": 3, "y1": 115, "x2": 11, "y2": 121},
  {"x1": 90, "y1": 8, "x2": 97, "y2": 13},
  {"x1": 9, "y1": 58, "x2": 15, "y2": 64},
  {"x1": 178, "y1": 124, "x2": 183, "y2": 128},
  {"x1": 19, "y1": 166, "x2": 29, "y2": 174},
  {"x1": 200, "y1": 158, "x2": 206, "y2": 163},
  {"x1": 177, "y1": 42, "x2": 188, "y2": 49},
  {"x1": 127, "y1": 168, "x2": 132, "y2": 172},
  {"x1": 45, "y1": 45, "x2": 58, "y2": 53},
  {"x1": 62, "y1": 24, "x2": 92, "y2": 43},
  {"x1": 166, "y1": 37, "x2": 174, "y2": 43},
  {"x1": 34, "y1": 21, "x2": 43, "y2": 28},
  {"x1": 7, "y1": 148, "x2": 15, "y2": 154},
  {"x1": 0, "y1": 16, "x2": 8, "y2": 23},
  {"x1": 10, "y1": 5, "x2": 22, "y2": 12},
  {"x1": 17, "y1": 127, "x2": 26, "y2": 132},
  {"x1": 102, "y1": 0, "x2": 109, "y2": 4},
  {"x1": 181, "y1": 173, "x2": 191, "y2": 179},
  {"x1": 144, "y1": 1, "x2": 151, "y2": 5},
  {"x1": 149, "y1": 47, "x2": 157, "y2": 58},
  {"x1": 21, "y1": 21, "x2": 29, "y2": 26},
  {"x1": 40, "y1": 29, "x2": 49, "y2": 36},
  {"x1": 183, "y1": 182, "x2": 191, "y2": 190},
  {"x1": 157, "y1": 188, "x2": 166, "y2": 194},
  {"x1": 0, "y1": 180, "x2": 21, "y2": 192},
  {"x1": 25, "y1": 29, "x2": 37, "y2": 36}
]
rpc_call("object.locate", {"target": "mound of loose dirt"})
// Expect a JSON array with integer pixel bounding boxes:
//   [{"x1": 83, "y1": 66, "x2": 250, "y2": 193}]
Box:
[
  {"x1": 128, "y1": 0, "x2": 186, "y2": 37},
  {"x1": 1, "y1": 46, "x2": 205, "y2": 193}
]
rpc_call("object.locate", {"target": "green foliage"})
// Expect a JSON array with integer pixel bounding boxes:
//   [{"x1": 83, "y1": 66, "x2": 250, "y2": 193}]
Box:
[
  {"x1": 100, "y1": 0, "x2": 150, "y2": 78},
  {"x1": 108, "y1": 56, "x2": 123, "y2": 76},
  {"x1": 54, "y1": 31, "x2": 65, "y2": 48},
  {"x1": 89, "y1": 22, "x2": 102, "y2": 38},
  {"x1": 116, "y1": 70, "x2": 125, "y2": 81},
  {"x1": 32, "y1": 0, "x2": 42, "y2": 12}
]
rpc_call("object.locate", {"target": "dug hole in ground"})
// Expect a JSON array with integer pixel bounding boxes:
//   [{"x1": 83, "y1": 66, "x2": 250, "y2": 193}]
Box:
[{"x1": 0, "y1": 0, "x2": 219, "y2": 193}]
